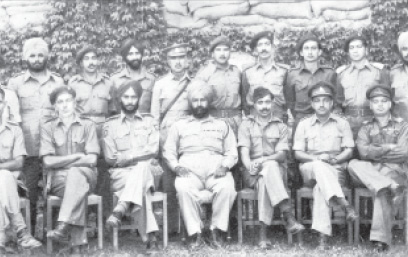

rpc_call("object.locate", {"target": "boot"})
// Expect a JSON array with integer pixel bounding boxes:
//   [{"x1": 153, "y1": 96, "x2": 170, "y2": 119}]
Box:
[
  {"x1": 372, "y1": 241, "x2": 389, "y2": 252},
  {"x1": 146, "y1": 233, "x2": 159, "y2": 253},
  {"x1": 210, "y1": 229, "x2": 223, "y2": 250},
  {"x1": 258, "y1": 223, "x2": 272, "y2": 250},
  {"x1": 189, "y1": 233, "x2": 205, "y2": 251},
  {"x1": 317, "y1": 233, "x2": 329, "y2": 250},
  {"x1": 12, "y1": 212, "x2": 42, "y2": 249},
  {"x1": 47, "y1": 222, "x2": 71, "y2": 243},
  {"x1": 283, "y1": 211, "x2": 305, "y2": 234},
  {"x1": 106, "y1": 201, "x2": 128, "y2": 229}
]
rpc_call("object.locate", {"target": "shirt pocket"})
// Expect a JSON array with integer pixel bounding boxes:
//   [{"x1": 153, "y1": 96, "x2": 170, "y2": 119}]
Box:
[
  {"x1": 266, "y1": 129, "x2": 281, "y2": 151},
  {"x1": 73, "y1": 132, "x2": 86, "y2": 153},
  {"x1": 295, "y1": 80, "x2": 309, "y2": 103},
  {"x1": 202, "y1": 131, "x2": 224, "y2": 153},
  {"x1": 305, "y1": 130, "x2": 317, "y2": 152},
  {"x1": 18, "y1": 88, "x2": 40, "y2": 110},
  {"x1": 0, "y1": 138, "x2": 13, "y2": 160},
  {"x1": 323, "y1": 129, "x2": 342, "y2": 152},
  {"x1": 94, "y1": 91, "x2": 111, "y2": 113},
  {"x1": 134, "y1": 128, "x2": 151, "y2": 146},
  {"x1": 115, "y1": 132, "x2": 131, "y2": 152}
]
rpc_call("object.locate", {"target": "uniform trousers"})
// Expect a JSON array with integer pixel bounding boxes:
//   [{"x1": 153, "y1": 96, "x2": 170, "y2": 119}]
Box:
[
  {"x1": 110, "y1": 161, "x2": 160, "y2": 242},
  {"x1": 49, "y1": 167, "x2": 96, "y2": 246},
  {"x1": 348, "y1": 160, "x2": 407, "y2": 245},
  {"x1": 299, "y1": 161, "x2": 347, "y2": 236},
  {"x1": 23, "y1": 157, "x2": 41, "y2": 228}
]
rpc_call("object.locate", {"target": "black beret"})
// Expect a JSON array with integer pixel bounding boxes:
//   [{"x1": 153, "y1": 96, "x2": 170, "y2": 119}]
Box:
[
  {"x1": 296, "y1": 33, "x2": 321, "y2": 54},
  {"x1": 50, "y1": 86, "x2": 76, "y2": 105},
  {"x1": 250, "y1": 31, "x2": 274, "y2": 50},
  {"x1": 76, "y1": 45, "x2": 97, "y2": 64},
  {"x1": 308, "y1": 81, "x2": 336, "y2": 99},
  {"x1": 344, "y1": 34, "x2": 368, "y2": 52},
  {"x1": 209, "y1": 36, "x2": 231, "y2": 53},
  {"x1": 366, "y1": 85, "x2": 393, "y2": 99}
]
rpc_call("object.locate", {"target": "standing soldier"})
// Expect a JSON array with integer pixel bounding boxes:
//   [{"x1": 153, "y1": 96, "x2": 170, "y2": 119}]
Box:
[
  {"x1": 104, "y1": 81, "x2": 163, "y2": 251},
  {"x1": 193, "y1": 36, "x2": 242, "y2": 135},
  {"x1": 7, "y1": 38, "x2": 65, "y2": 230},
  {"x1": 238, "y1": 87, "x2": 304, "y2": 249},
  {"x1": 391, "y1": 31, "x2": 408, "y2": 121},
  {"x1": 151, "y1": 43, "x2": 191, "y2": 233},
  {"x1": 336, "y1": 35, "x2": 390, "y2": 137},
  {"x1": 111, "y1": 39, "x2": 155, "y2": 114},
  {"x1": 41, "y1": 87, "x2": 99, "y2": 254},
  {"x1": 285, "y1": 34, "x2": 337, "y2": 124},
  {"x1": 348, "y1": 85, "x2": 407, "y2": 252},
  {"x1": 242, "y1": 31, "x2": 289, "y2": 120},
  {"x1": 293, "y1": 82, "x2": 358, "y2": 249},
  {"x1": 0, "y1": 88, "x2": 42, "y2": 254}
]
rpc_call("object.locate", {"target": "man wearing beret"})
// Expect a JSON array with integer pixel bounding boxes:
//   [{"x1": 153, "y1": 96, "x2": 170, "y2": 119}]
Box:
[
  {"x1": 348, "y1": 85, "x2": 408, "y2": 252},
  {"x1": 336, "y1": 35, "x2": 390, "y2": 137},
  {"x1": 293, "y1": 81, "x2": 357, "y2": 249},
  {"x1": 0, "y1": 88, "x2": 42, "y2": 254},
  {"x1": 163, "y1": 84, "x2": 237, "y2": 250},
  {"x1": 242, "y1": 31, "x2": 289, "y2": 120},
  {"x1": 238, "y1": 87, "x2": 304, "y2": 249},
  {"x1": 285, "y1": 33, "x2": 337, "y2": 124},
  {"x1": 193, "y1": 35, "x2": 242, "y2": 136},
  {"x1": 40, "y1": 87, "x2": 99, "y2": 254},
  {"x1": 151, "y1": 43, "x2": 191, "y2": 233},
  {"x1": 104, "y1": 81, "x2": 163, "y2": 251},
  {"x1": 7, "y1": 37, "x2": 65, "y2": 231},
  {"x1": 111, "y1": 39, "x2": 155, "y2": 114},
  {"x1": 391, "y1": 31, "x2": 408, "y2": 121}
]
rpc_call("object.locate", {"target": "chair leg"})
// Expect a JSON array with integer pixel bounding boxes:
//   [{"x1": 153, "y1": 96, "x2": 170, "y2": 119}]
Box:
[
  {"x1": 237, "y1": 195, "x2": 243, "y2": 245},
  {"x1": 97, "y1": 198, "x2": 103, "y2": 250},
  {"x1": 354, "y1": 193, "x2": 360, "y2": 245},
  {"x1": 163, "y1": 194, "x2": 168, "y2": 249},
  {"x1": 179, "y1": 210, "x2": 186, "y2": 243},
  {"x1": 46, "y1": 200, "x2": 53, "y2": 254},
  {"x1": 24, "y1": 199, "x2": 32, "y2": 235},
  {"x1": 113, "y1": 227, "x2": 118, "y2": 250},
  {"x1": 296, "y1": 192, "x2": 303, "y2": 245},
  {"x1": 288, "y1": 230, "x2": 293, "y2": 245}
]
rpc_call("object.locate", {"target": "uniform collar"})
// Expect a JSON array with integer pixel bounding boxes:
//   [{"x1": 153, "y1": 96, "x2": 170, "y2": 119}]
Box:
[
  {"x1": 255, "y1": 60, "x2": 278, "y2": 72},
  {"x1": 120, "y1": 111, "x2": 143, "y2": 122},
  {"x1": 119, "y1": 67, "x2": 148, "y2": 81},
  {"x1": 170, "y1": 71, "x2": 191, "y2": 82},
  {"x1": 74, "y1": 72, "x2": 106, "y2": 84},
  {"x1": 187, "y1": 115, "x2": 215, "y2": 123},
  {"x1": 350, "y1": 59, "x2": 373, "y2": 72},
  {"x1": 299, "y1": 62, "x2": 324, "y2": 73},
  {"x1": 210, "y1": 60, "x2": 234, "y2": 72},
  {"x1": 310, "y1": 113, "x2": 338, "y2": 125},
  {"x1": 247, "y1": 114, "x2": 282, "y2": 124},
  {"x1": 23, "y1": 69, "x2": 55, "y2": 83},
  {"x1": 370, "y1": 114, "x2": 397, "y2": 126},
  {"x1": 55, "y1": 114, "x2": 83, "y2": 126}
]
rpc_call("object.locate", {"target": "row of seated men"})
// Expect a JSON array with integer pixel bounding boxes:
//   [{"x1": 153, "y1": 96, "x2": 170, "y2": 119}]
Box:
[{"x1": 1, "y1": 29, "x2": 408, "y2": 254}]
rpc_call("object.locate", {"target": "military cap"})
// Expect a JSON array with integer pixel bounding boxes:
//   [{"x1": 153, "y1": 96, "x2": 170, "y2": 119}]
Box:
[
  {"x1": 76, "y1": 45, "x2": 97, "y2": 64},
  {"x1": 366, "y1": 85, "x2": 393, "y2": 99},
  {"x1": 209, "y1": 36, "x2": 231, "y2": 53},
  {"x1": 344, "y1": 34, "x2": 368, "y2": 52},
  {"x1": 296, "y1": 33, "x2": 321, "y2": 54},
  {"x1": 250, "y1": 31, "x2": 274, "y2": 50},
  {"x1": 50, "y1": 86, "x2": 76, "y2": 105},
  {"x1": 163, "y1": 43, "x2": 188, "y2": 57},
  {"x1": 308, "y1": 81, "x2": 335, "y2": 99}
]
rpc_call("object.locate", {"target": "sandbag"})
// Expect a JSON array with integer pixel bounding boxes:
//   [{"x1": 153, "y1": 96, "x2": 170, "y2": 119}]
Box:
[
  {"x1": 188, "y1": 0, "x2": 247, "y2": 13},
  {"x1": 193, "y1": 2, "x2": 250, "y2": 21},
  {"x1": 250, "y1": 1, "x2": 313, "y2": 19},
  {"x1": 218, "y1": 15, "x2": 276, "y2": 26},
  {"x1": 164, "y1": 12, "x2": 208, "y2": 29},
  {"x1": 9, "y1": 12, "x2": 47, "y2": 30},
  {"x1": 163, "y1": 0, "x2": 188, "y2": 16},
  {"x1": 0, "y1": 1, "x2": 49, "y2": 8},
  {"x1": 6, "y1": 5, "x2": 54, "y2": 16},
  {"x1": 241, "y1": 24, "x2": 275, "y2": 36},
  {"x1": 322, "y1": 8, "x2": 370, "y2": 21},
  {"x1": 280, "y1": 17, "x2": 324, "y2": 27},
  {"x1": 249, "y1": 0, "x2": 301, "y2": 6},
  {"x1": 318, "y1": 19, "x2": 371, "y2": 30},
  {"x1": 311, "y1": 0, "x2": 371, "y2": 16}
]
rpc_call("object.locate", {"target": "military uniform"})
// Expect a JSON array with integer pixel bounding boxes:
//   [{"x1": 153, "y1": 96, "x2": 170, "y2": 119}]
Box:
[
  {"x1": 194, "y1": 61, "x2": 242, "y2": 135},
  {"x1": 390, "y1": 63, "x2": 408, "y2": 121},
  {"x1": 336, "y1": 61, "x2": 390, "y2": 136},
  {"x1": 103, "y1": 112, "x2": 161, "y2": 240},
  {"x1": 7, "y1": 70, "x2": 64, "y2": 225},
  {"x1": 238, "y1": 115, "x2": 290, "y2": 225},
  {"x1": 163, "y1": 116, "x2": 238, "y2": 236},
  {"x1": 293, "y1": 113, "x2": 354, "y2": 236},
  {"x1": 110, "y1": 67, "x2": 155, "y2": 114},
  {"x1": 40, "y1": 115, "x2": 99, "y2": 246},
  {"x1": 0, "y1": 85, "x2": 21, "y2": 123},
  {"x1": 285, "y1": 63, "x2": 336, "y2": 122},
  {"x1": 242, "y1": 62, "x2": 288, "y2": 119}
]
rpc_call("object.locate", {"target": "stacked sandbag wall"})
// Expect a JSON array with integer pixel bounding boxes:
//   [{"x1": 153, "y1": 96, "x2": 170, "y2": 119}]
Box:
[
  {"x1": 0, "y1": 0, "x2": 53, "y2": 32},
  {"x1": 163, "y1": 0, "x2": 372, "y2": 34}
]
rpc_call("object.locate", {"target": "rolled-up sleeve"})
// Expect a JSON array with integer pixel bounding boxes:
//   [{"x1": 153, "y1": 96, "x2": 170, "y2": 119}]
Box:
[
  {"x1": 12, "y1": 126, "x2": 27, "y2": 158},
  {"x1": 340, "y1": 120, "x2": 355, "y2": 148},
  {"x1": 237, "y1": 121, "x2": 251, "y2": 149}
]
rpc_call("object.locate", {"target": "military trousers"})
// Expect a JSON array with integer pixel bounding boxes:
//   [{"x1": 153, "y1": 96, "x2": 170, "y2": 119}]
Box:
[{"x1": 0, "y1": 170, "x2": 24, "y2": 232}]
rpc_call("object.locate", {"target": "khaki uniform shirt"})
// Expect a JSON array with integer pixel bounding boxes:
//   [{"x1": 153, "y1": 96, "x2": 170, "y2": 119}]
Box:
[
  {"x1": 0, "y1": 85, "x2": 21, "y2": 123},
  {"x1": 0, "y1": 121, "x2": 26, "y2": 163},
  {"x1": 238, "y1": 115, "x2": 288, "y2": 160},
  {"x1": 102, "y1": 112, "x2": 159, "y2": 166},
  {"x1": 285, "y1": 63, "x2": 336, "y2": 117},
  {"x1": 336, "y1": 60, "x2": 390, "y2": 109},
  {"x1": 242, "y1": 62, "x2": 289, "y2": 115},
  {"x1": 110, "y1": 67, "x2": 155, "y2": 114},
  {"x1": 7, "y1": 70, "x2": 64, "y2": 156},
  {"x1": 390, "y1": 63, "x2": 408, "y2": 121}
]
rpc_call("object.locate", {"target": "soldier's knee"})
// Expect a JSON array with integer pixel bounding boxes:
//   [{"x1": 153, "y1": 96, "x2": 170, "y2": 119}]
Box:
[
  {"x1": 175, "y1": 178, "x2": 192, "y2": 194},
  {"x1": 347, "y1": 159, "x2": 360, "y2": 173}
]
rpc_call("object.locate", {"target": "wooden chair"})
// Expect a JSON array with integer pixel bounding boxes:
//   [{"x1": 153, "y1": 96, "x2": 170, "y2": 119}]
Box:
[
  {"x1": 353, "y1": 188, "x2": 406, "y2": 244},
  {"x1": 296, "y1": 187, "x2": 353, "y2": 244},
  {"x1": 237, "y1": 188, "x2": 293, "y2": 245},
  {"x1": 112, "y1": 192, "x2": 168, "y2": 250}
]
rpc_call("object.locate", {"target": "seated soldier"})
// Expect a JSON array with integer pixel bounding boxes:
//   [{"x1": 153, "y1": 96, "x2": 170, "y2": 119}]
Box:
[
  {"x1": 40, "y1": 87, "x2": 99, "y2": 254},
  {"x1": 293, "y1": 81, "x2": 358, "y2": 249},
  {"x1": 103, "y1": 81, "x2": 163, "y2": 251},
  {"x1": 0, "y1": 88, "x2": 41, "y2": 254},
  {"x1": 348, "y1": 85, "x2": 407, "y2": 252},
  {"x1": 163, "y1": 83, "x2": 237, "y2": 250},
  {"x1": 238, "y1": 87, "x2": 304, "y2": 249}
]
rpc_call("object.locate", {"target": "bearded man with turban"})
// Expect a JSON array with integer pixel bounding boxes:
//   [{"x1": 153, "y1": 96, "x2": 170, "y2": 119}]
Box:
[
  {"x1": 7, "y1": 37, "x2": 65, "y2": 231},
  {"x1": 103, "y1": 80, "x2": 163, "y2": 252},
  {"x1": 391, "y1": 31, "x2": 408, "y2": 121},
  {"x1": 163, "y1": 83, "x2": 238, "y2": 251}
]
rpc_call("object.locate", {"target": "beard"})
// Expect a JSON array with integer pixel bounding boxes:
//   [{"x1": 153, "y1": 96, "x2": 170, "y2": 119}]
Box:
[
  {"x1": 27, "y1": 60, "x2": 47, "y2": 72},
  {"x1": 125, "y1": 58, "x2": 142, "y2": 70},
  {"x1": 120, "y1": 101, "x2": 139, "y2": 115},
  {"x1": 191, "y1": 106, "x2": 209, "y2": 119}
]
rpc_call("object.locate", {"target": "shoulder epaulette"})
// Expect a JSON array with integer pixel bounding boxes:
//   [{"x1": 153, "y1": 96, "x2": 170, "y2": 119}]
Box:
[
  {"x1": 276, "y1": 63, "x2": 290, "y2": 70},
  {"x1": 370, "y1": 62, "x2": 385, "y2": 70},
  {"x1": 51, "y1": 72, "x2": 62, "y2": 77},
  {"x1": 141, "y1": 113, "x2": 154, "y2": 118},
  {"x1": 336, "y1": 65, "x2": 349, "y2": 74},
  {"x1": 391, "y1": 63, "x2": 404, "y2": 70},
  {"x1": 105, "y1": 114, "x2": 120, "y2": 122},
  {"x1": 11, "y1": 71, "x2": 25, "y2": 78}
]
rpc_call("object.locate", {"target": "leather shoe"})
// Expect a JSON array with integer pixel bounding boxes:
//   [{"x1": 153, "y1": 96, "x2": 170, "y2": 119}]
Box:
[
  {"x1": 372, "y1": 241, "x2": 389, "y2": 252},
  {"x1": 47, "y1": 222, "x2": 70, "y2": 243},
  {"x1": 317, "y1": 234, "x2": 329, "y2": 250},
  {"x1": 189, "y1": 233, "x2": 205, "y2": 251},
  {"x1": 210, "y1": 229, "x2": 223, "y2": 250},
  {"x1": 106, "y1": 211, "x2": 123, "y2": 229},
  {"x1": 17, "y1": 229, "x2": 42, "y2": 249},
  {"x1": 284, "y1": 213, "x2": 305, "y2": 234}
]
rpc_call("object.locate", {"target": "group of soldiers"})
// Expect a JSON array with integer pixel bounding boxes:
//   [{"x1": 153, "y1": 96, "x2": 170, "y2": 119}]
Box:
[{"x1": 1, "y1": 29, "x2": 408, "y2": 255}]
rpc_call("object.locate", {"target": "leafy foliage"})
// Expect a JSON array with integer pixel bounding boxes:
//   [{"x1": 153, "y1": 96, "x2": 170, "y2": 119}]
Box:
[{"x1": 1, "y1": 0, "x2": 408, "y2": 84}]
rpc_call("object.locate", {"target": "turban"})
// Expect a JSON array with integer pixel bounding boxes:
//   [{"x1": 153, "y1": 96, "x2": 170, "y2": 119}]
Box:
[
  {"x1": 187, "y1": 81, "x2": 214, "y2": 103},
  {"x1": 398, "y1": 32, "x2": 408, "y2": 52},
  {"x1": 23, "y1": 38, "x2": 49, "y2": 61},
  {"x1": 119, "y1": 39, "x2": 144, "y2": 60},
  {"x1": 116, "y1": 80, "x2": 143, "y2": 101}
]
